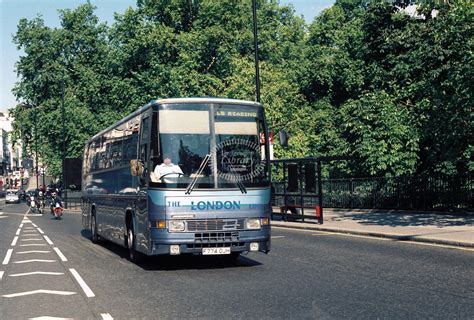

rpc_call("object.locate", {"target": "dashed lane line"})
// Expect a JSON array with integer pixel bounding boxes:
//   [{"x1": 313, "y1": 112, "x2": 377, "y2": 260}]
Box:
[
  {"x1": 53, "y1": 247, "x2": 68, "y2": 262},
  {"x1": 9, "y1": 271, "x2": 64, "y2": 277},
  {"x1": 30, "y1": 317, "x2": 74, "y2": 320},
  {"x1": 2, "y1": 249, "x2": 13, "y2": 265},
  {"x1": 101, "y1": 313, "x2": 114, "y2": 320},
  {"x1": 15, "y1": 228, "x2": 21, "y2": 235},
  {"x1": 0, "y1": 271, "x2": 4, "y2": 280},
  {"x1": 37, "y1": 228, "x2": 45, "y2": 234},
  {"x1": 11, "y1": 236, "x2": 18, "y2": 246},
  {"x1": 2, "y1": 289, "x2": 76, "y2": 298},
  {"x1": 69, "y1": 268, "x2": 95, "y2": 298},
  {"x1": 271, "y1": 236, "x2": 285, "y2": 239},
  {"x1": 16, "y1": 250, "x2": 51, "y2": 254},
  {"x1": 44, "y1": 235, "x2": 54, "y2": 245},
  {"x1": 19, "y1": 244, "x2": 47, "y2": 247},
  {"x1": 14, "y1": 259, "x2": 56, "y2": 264}
]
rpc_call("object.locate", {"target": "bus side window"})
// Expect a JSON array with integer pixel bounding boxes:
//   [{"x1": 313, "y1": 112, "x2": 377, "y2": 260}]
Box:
[{"x1": 139, "y1": 116, "x2": 150, "y2": 186}]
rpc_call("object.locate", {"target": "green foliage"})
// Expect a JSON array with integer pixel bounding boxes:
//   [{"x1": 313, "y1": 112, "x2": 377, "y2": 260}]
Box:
[{"x1": 9, "y1": 0, "x2": 472, "y2": 179}]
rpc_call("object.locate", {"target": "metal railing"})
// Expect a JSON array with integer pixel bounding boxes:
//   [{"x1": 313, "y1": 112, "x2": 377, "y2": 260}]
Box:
[
  {"x1": 64, "y1": 197, "x2": 82, "y2": 210},
  {"x1": 322, "y1": 175, "x2": 473, "y2": 211}
]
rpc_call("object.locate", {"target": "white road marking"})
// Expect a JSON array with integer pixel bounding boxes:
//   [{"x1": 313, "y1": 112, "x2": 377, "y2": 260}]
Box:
[
  {"x1": 20, "y1": 244, "x2": 47, "y2": 247},
  {"x1": 401, "y1": 240, "x2": 474, "y2": 252},
  {"x1": 21, "y1": 238, "x2": 43, "y2": 241},
  {"x1": 9, "y1": 271, "x2": 64, "y2": 277},
  {"x1": 44, "y1": 235, "x2": 54, "y2": 245},
  {"x1": 0, "y1": 216, "x2": 7, "y2": 219},
  {"x1": 53, "y1": 247, "x2": 68, "y2": 262},
  {"x1": 2, "y1": 249, "x2": 13, "y2": 265},
  {"x1": 37, "y1": 228, "x2": 45, "y2": 234},
  {"x1": 101, "y1": 313, "x2": 114, "y2": 320},
  {"x1": 16, "y1": 250, "x2": 51, "y2": 254},
  {"x1": 311, "y1": 233, "x2": 338, "y2": 236},
  {"x1": 271, "y1": 236, "x2": 285, "y2": 239},
  {"x1": 0, "y1": 212, "x2": 3, "y2": 215},
  {"x1": 32, "y1": 223, "x2": 38, "y2": 227},
  {"x1": 0, "y1": 271, "x2": 4, "y2": 280},
  {"x1": 28, "y1": 214, "x2": 43, "y2": 217},
  {"x1": 11, "y1": 236, "x2": 19, "y2": 246},
  {"x1": 16, "y1": 228, "x2": 21, "y2": 235},
  {"x1": 30, "y1": 317, "x2": 74, "y2": 320},
  {"x1": 2, "y1": 289, "x2": 76, "y2": 298},
  {"x1": 69, "y1": 268, "x2": 95, "y2": 297},
  {"x1": 14, "y1": 259, "x2": 56, "y2": 264},
  {"x1": 272, "y1": 226, "x2": 318, "y2": 233}
]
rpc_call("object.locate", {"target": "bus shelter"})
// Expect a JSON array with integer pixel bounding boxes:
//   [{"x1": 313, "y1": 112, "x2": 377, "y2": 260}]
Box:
[{"x1": 271, "y1": 156, "x2": 347, "y2": 224}]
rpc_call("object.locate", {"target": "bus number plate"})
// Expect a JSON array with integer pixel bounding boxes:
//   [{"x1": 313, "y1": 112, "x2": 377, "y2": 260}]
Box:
[{"x1": 202, "y1": 247, "x2": 231, "y2": 255}]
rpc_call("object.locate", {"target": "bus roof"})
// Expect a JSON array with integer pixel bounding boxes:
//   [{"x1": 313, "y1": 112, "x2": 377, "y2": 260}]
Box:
[
  {"x1": 86, "y1": 97, "x2": 263, "y2": 143},
  {"x1": 153, "y1": 97, "x2": 262, "y2": 107}
]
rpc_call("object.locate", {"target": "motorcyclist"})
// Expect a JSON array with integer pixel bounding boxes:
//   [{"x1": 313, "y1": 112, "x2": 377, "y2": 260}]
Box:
[
  {"x1": 50, "y1": 191, "x2": 63, "y2": 215},
  {"x1": 38, "y1": 189, "x2": 45, "y2": 208}
]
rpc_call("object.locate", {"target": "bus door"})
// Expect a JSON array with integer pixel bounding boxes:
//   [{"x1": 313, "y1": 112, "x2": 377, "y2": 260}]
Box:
[{"x1": 136, "y1": 113, "x2": 151, "y2": 249}]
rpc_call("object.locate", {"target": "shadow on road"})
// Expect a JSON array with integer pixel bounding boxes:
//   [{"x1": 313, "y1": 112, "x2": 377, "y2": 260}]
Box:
[{"x1": 80, "y1": 229, "x2": 262, "y2": 270}]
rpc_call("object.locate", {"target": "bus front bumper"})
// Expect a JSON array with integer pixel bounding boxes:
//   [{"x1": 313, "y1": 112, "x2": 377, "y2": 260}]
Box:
[{"x1": 149, "y1": 229, "x2": 271, "y2": 256}]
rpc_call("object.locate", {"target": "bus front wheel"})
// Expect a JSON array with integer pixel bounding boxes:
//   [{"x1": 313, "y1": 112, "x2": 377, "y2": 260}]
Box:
[{"x1": 126, "y1": 225, "x2": 141, "y2": 263}]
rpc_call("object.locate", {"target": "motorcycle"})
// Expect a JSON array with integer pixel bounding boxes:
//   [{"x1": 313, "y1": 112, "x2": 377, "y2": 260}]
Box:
[
  {"x1": 29, "y1": 195, "x2": 42, "y2": 214},
  {"x1": 52, "y1": 202, "x2": 63, "y2": 219}
]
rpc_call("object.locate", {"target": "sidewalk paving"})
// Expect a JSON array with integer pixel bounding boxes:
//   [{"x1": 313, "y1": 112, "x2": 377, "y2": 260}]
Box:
[{"x1": 272, "y1": 208, "x2": 474, "y2": 248}]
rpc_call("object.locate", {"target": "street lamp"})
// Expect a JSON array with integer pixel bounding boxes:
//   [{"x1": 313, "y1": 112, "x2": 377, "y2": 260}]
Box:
[
  {"x1": 252, "y1": 0, "x2": 261, "y2": 103},
  {"x1": 34, "y1": 107, "x2": 39, "y2": 190},
  {"x1": 59, "y1": 56, "x2": 67, "y2": 207},
  {"x1": 20, "y1": 103, "x2": 40, "y2": 190}
]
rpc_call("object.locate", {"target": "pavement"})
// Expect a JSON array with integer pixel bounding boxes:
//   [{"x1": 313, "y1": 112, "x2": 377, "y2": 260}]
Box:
[{"x1": 272, "y1": 208, "x2": 474, "y2": 248}]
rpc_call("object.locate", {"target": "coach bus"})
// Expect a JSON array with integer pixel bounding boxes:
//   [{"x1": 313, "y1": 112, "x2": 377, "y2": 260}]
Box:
[{"x1": 81, "y1": 98, "x2": 271, "y2": 262}]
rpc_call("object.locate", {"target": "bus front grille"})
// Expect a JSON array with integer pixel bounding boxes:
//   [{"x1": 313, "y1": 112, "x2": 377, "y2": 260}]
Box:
[
  {"x1": 194, "y1": 231, "x2": 239, "y2": 243},
  {"x1": 186, "y1": 219, "x2": 245, "y2": 232}
]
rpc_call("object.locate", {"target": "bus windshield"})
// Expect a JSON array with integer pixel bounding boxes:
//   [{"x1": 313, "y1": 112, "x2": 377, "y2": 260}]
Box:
[{"x1": 149, "y1": 103, "x2": 269, "y2": 189}]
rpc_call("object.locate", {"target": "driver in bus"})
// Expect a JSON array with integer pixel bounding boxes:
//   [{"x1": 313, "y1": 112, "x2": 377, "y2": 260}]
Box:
[{"x1": 153, "y1": 155, "x2": 183, "y2": 181}]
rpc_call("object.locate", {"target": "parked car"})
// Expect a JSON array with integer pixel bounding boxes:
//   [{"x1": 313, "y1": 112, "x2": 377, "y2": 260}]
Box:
[{"x1": 5, "y1": 189, "x2": 20, "y2": 204}]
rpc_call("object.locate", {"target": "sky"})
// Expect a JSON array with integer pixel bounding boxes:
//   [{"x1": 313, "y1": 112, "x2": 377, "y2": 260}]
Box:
[{"x1": 0, "y1": 0, "x2": 334, "y2": 112}]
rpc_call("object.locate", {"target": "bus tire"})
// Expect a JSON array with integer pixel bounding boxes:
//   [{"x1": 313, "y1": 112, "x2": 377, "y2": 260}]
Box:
[
  {"x1": 126, "y1": 223, "x2": 141, "y2": 263},
  {"x1": 91, "y1": 213, "x2": 100, "y2": 244}
]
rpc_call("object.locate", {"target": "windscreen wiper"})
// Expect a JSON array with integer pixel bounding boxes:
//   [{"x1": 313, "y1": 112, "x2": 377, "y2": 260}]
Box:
[
  {"x1": 227, "y1": 164, "x2": 247, "y2": 194},
  {"x1": 185, "y1": 154, "x2": 211, "y2": 195}
]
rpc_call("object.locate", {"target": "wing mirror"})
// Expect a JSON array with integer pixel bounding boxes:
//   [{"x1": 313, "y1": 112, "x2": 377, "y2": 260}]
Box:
[{"x1": 279, "y1": 130, "x2": 289, "y2": 148}]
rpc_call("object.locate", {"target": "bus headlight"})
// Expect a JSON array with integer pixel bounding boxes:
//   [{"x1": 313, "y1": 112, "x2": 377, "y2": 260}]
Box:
[
  {"x1": 246, "y1": 218, "x2": 261, "y2": 230},
  {"x1": 168, "y1": 220, "x2": 185, "y2": 232}
]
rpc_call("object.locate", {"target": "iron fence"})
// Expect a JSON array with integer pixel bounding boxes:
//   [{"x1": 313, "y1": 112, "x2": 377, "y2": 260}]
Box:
[
  {"x1": 322, "y1": 175, "x2": 473, "y2": 211},
  {"x1": 64, "y1": 197, "x2": 82, "y2": 210}
]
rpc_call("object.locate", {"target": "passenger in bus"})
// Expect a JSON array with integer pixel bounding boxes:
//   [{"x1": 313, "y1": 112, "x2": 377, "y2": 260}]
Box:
[{"x1": 152, "y1": 156, "x2": 183, "y2": 181}]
